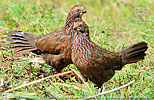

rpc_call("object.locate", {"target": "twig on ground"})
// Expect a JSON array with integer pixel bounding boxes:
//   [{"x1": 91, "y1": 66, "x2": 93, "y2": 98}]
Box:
[
  {"x1": 4, "y1": 71, "x2": 73, "y2": 93},
  {"x1": 80, "y1": 80, "x2": 135, "y2": 100}
]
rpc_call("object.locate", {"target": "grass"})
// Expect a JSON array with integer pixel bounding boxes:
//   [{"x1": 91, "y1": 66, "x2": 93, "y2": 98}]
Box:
[{"x1": 0, "y1": 0, "x2": 154, "y2": 99}]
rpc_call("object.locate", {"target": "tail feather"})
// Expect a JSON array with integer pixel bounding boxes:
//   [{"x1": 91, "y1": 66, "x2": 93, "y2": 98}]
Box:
[
  {"x1": 127, "y1": 52, "x2": 146, "y2": 59},
  {"x1": 17, "y1": 48, "x2": 37, "y2": 53},
  {"x1": 7, "y1": 35, "x2": 27, "y2": 41},
  {"x1": 127, "y1": 53, "x2": 146, "y2": 63},
  {"x1": 9, "y1": 46, "x2": 32, "y2": 49},
  {"x1": 127, "y1": 48, "x2": 147, "y2": 58},
  {"x1": 8, "y1": 41, "x2": 29, "y2": 45},
  {"x1": 7, "y1": 31, "x2": 38, "y2": 53},
  {"x1": 7, "y1": 38, "x2": 28, "y2": 42},
  {"x1": 119, "y1": 41, "x2": 148, "y2": 65}
]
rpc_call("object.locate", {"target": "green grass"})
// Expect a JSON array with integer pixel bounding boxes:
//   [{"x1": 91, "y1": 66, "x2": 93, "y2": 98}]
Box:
[{"x1": 0, "y1": 0, "x2": 154, "y2": 99}]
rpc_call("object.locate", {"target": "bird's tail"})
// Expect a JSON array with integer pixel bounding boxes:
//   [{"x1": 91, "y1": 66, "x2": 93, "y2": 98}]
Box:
[
  {"x1": 7, "y1": 31, "x2": 38, "y2": 53},
  {"x1": 119, "y1": 41, "x2": 148, "y2": 65}
]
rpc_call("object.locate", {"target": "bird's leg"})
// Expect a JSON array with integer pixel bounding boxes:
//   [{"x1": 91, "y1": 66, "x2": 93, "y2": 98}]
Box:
[
  {"x1": 55, "y1": 71, "x2": 62, "y2": 83},
  {"x1": 42, "y1": 54, "x2": 84, "y2": 82},
  {"x1": 58, "y1": 71, "x2": 84, "y2": 82}
]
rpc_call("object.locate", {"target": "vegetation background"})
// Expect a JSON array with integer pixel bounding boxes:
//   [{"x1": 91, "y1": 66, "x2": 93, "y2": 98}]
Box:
[{"x1": 0, "y1": 0, "x2": 153, "y2": 99}]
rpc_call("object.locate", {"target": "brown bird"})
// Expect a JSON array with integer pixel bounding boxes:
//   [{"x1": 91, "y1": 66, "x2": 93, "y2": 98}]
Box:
[
  {"x1": 7, "y1": 5, "x2": 86, "y2": 73},
  {"x1": 72, "y1": 20, "x2": 148, "y2": 88}
]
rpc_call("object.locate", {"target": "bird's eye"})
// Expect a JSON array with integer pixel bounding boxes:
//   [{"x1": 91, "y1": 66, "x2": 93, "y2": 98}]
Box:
[
  {"x1": 79, "y1": 24, "x2": 84, "y2": 27},
  {"x1": 75, "y1": 9, "x2": 80, "y2": 12}
]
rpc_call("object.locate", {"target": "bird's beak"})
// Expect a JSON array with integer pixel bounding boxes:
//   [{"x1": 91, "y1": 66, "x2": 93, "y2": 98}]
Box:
[
  {"x1": 73, "y1": 26, "x2": 80, "y2": 33},
  {"x1": 73, "y1": 26, "x2": 77, "y2": 30},
  {"x1": 80, "y1": 9, "x2": 86, "y2": 17},
  {"x1": 82, "y1": 9, "x2": 86, "y2": 13}
]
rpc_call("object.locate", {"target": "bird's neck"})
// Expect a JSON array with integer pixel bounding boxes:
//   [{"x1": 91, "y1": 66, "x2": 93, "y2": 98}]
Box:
[
  {"x1": 65, "y1": 13, "x2": 75, "y2": 27},
  {"x1": 73, "y1": 33, "x2": 91, "y2": 47},
  {"x1": 66, "y1": 12, "x2": 72, "y2": 21}
]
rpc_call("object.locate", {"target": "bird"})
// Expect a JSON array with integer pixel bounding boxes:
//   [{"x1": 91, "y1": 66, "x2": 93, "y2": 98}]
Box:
[
  {"x1": 71, "y1": 20, "x2": 148, "y2": 88},
  {"x1": 6, "y1": 5, "x2": 86, "y2": 74}
]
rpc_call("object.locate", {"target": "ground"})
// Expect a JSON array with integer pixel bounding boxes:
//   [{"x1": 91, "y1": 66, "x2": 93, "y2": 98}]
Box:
[{"x1": 0, "y1": 0, "x2": 154, "y2": 99}]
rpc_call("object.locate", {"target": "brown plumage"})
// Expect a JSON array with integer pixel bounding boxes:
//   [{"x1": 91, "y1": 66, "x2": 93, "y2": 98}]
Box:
[
  {"x1": 72, "y1": 20, "x2": 148, "y2": 88},
  {"x1": 7, "y1": 5, "x2": 86, "y2": 72}
]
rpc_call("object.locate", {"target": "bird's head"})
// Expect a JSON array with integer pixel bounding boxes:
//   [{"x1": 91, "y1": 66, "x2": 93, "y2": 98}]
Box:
[
  {"x1": 73, "y1": 19, "x2": 88, "y2": 34},
  {"x1": 70, "y1": 5, "x2": 86, "y2": 18}
]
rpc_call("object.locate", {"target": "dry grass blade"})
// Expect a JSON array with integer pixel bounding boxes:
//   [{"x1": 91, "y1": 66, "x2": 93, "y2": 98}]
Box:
[
  {"x1": 54, "y1": 83, "x2": 89, "y2": 93},
  {"x1": 17, "y1": 57, "x2": 45, "y2": 63},
  {"x1": 4, "y1": 71, "x2": 73, "y2": 93},
  {"x1": 80, "y1": 80, "x2": 135, "y2": 100},
  {"x1": 72, "y1": 69, "x2": 92, "y2": 93}
]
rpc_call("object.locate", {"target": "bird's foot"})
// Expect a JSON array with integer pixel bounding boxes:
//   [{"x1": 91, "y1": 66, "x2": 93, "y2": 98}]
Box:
[{"x1": 56, "y1": 71, "x2": 84, "y2": 83}]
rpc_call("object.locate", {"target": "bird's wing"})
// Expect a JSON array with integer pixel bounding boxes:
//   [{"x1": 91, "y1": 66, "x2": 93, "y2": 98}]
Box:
[{"x1": 35, "y1": 28, "x2": 67, "y2": 54}]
